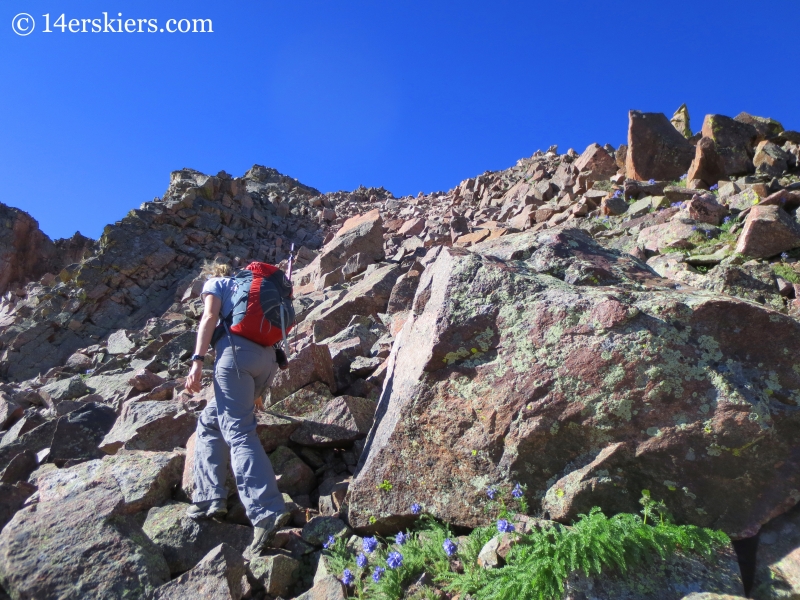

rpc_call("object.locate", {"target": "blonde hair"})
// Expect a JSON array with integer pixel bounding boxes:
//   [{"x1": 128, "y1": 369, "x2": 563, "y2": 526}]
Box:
[{"x1": 200, "y1": 260, "x2": 232, "y2": 278}]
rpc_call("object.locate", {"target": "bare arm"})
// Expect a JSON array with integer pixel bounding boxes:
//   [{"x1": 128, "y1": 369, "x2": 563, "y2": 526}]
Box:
[{"x1": 184, "y1": 294, "x2": 221, "y2": 394}]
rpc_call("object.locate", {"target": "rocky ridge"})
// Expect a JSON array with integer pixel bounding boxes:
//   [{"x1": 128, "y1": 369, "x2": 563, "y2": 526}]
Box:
[{"x1": 0, "y1": 105, "x2": 799, "y2": 599}]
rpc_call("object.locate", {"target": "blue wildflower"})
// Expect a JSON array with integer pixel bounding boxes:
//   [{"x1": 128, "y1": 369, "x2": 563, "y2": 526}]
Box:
[
  {"x1": 723, "y1": 216, "x2": 731, "y2": 224},
  {"x1": 512, "y1": 483, "x2": 524, "y2": 498},
  {"x1": 710, "y1": 184, "x2": 719, "y2": 191},
  {"x1": 372, "y1": 566, "x2": 385, "y2": 582},
  {"x1": 443, "y1": 538, "x2": 457, "y2": 557},
  {"x1": 781, "y1": 252, "x2": 790, "y2": 261},
  {"x1": 648, "y1": 179, "x2": 656, "y2": 185},
  {"x1": 487, "y1": 487, "x2": 497, "y2": 500},
  {"x1": 395, "y1": 531, "x2": 409, "y2": 545},
  {"x1": 387, "y1": 551, "x2": 403, "y2": 569},
  {"x1": 410, "y1": 503, "x2": 421, "y2": 515},
  {"x1": 356, "y1": 553, "x2": 368, "y2": 568},
  {"x1": 671, "y1": 201, "x2": 683, "y2": 208},
  {"x1": 323, "y1": 535, "x2": 336, "y2": 549},
  {"x1": 341, "y1": 569, "x2": 355, "y2": 585},
  {"x1": 497, "y1": 519, "x2": 515, "y2": 533},
  {"x1": 362, "y1": 537, "x2": 378, "y2": 554},
  {"x1": 680, "y1": 174, "x2": 687, "y2": 180},
  {"x1": 612, "y1": 190, "x2": 622, "y2": 198}
]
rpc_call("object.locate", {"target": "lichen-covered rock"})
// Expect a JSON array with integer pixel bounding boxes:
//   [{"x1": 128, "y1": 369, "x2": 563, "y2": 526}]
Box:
[
  {"x1": 142, "y1": 503, "x2": 252, "y2": 574},
  {"x1": 249, "y1": 554, "x2": 301, "y2": 597},
  {"x1": 36, "y1": 450, "x2": 184, "y2": 513},
  {"x1": 348, "y1": 228, "x2": 800, "y2": 538},
  {"x1": 564, "y1": 543, "x2": 744, "y2": 599},
  {"x1": 99, "y1": 399, "x2": 196, "y2": 454},
  {"x1": 0, "y1": 483, "x2": 171, "y2": 600},
  {"x1": 302, "y1": 516, "x2": 352, "y2": 546},
  {"x1": 152, "y1": 543, "x2": 247, "y2": 600},
  {"x1": 39, "y1": 375, "x2": 89, "y2": 406}
]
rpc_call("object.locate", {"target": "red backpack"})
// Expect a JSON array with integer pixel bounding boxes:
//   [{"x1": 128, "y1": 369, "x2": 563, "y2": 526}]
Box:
[{"x1": 217, "y1": 262, "x2": 295, "y2": 347}]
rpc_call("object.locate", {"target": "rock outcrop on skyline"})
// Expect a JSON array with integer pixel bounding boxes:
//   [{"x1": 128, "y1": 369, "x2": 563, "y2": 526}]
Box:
[{"x1": 1, "y1": 106, "x2": 800, "y2": 599}]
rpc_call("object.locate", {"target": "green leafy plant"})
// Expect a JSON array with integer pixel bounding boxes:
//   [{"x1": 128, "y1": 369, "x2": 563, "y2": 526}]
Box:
[
  {"x1": 324, "y1": 502, "x2": 729, "y2": 600},
  {"x1": 377, "y1": 480, "x2": 394, "y2": 492}
]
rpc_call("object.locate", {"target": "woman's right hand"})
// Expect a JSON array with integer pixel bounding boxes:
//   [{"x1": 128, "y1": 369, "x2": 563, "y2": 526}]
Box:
[{"x1": 185, "y1": 361, "x2": 203, "y2": 394}]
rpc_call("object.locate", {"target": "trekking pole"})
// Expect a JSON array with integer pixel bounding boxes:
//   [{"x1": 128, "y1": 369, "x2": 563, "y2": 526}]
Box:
[
  {"x1": 287, "y1": 243, "x2": 295, "y2": 280},
  {"x1": 286, "y1": 244, "x2": 296, "y2": 357}
]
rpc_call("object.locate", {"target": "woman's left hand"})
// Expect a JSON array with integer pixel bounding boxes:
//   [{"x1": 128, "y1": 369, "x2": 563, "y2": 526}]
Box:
[{"x1": 254, "y1": 396, "x2": 264, "y2": 412}]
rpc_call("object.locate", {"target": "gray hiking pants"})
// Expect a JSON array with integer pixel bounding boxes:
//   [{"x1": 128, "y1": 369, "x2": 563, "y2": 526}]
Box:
[{"x1": 192, "y1": 333, "x2": 285, "y2": 524}]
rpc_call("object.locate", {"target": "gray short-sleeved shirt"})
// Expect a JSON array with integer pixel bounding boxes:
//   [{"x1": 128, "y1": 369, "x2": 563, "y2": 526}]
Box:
[{"x1": 201, "y1": 277, "x2": 237, "y2": 322}]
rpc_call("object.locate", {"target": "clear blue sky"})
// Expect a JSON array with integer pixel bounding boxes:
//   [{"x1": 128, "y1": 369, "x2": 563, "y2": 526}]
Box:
[{"x1": 2, "y1": 0, "x2": 798, "y2": 240}]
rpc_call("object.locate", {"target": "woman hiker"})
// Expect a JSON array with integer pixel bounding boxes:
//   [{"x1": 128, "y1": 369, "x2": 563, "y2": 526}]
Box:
[{"x1": 183, "y1": 261, "x2": 290, "y2": 556}]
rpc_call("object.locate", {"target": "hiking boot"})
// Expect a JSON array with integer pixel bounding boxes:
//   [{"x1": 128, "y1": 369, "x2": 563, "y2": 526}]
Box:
[
  {"x1": 247, "y1": 511, "x2": 292, "y2": 557},
  {"x1": 186, "y1": 499, "x2": 228, "y2": 520}
]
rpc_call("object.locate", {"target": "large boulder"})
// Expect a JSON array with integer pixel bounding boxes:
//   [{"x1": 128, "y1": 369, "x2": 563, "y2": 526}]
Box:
[
  {"x1": 36, "y1": 450, "x2": 184, "y2": 513},
  {"x1": 347, "y1": 228, "x2": 800, "y2": 538},
  {"x1": 290, "y1": 395, "x2": 376, "y2": 448},
  {"x1": 0, "y1": 483, "x2": 171, "y2": 599},
  {"x1": 573, "y1": 143, "x2": 618, "y2": 182},
  {"x1": 735, "y1": 205, "x2": 800, "y2": 259},
  {"x1": 626, "y1": 111, "x2": 695, "y2": 181},
  {"x1": 303, "y1": 210, "x2": 384, "y2": 286},
  {"x1": 269, "y1": 343, "x2": 336, "y2": 404},
  {"x1": 99, "y1": 399, "x2": 197, "y2": 454},
  {"x1": 49, "y1": 402, "x2": 117, "y2": 465},
  {"x1": 688, "y1": 115, "x2": 758, "y2": 185},
  {"x1": 152, "y1": 543, "x2": 247, "y2": 600},
  {"x1": 142, "y1": 503, "x2": 253, "y2": 574},
  {"x1": 299, "y1": 264, "x2": 401, "y2": 334}
]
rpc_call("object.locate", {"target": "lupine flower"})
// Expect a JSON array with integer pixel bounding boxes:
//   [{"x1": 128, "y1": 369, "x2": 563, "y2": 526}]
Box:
[
  {"x1": 723, "y1": 216, "x2": 731, "y2": 224},
  {"x1": 706, "y1": 231, "x2": 714, "y2": 239},
  {"x1": 410, "y1": 503, "x2": 421, "y2": 515},
  {"x1": 356, "y1": 553, "x2": 368, "y2": 568},
  {"x1": 680, "y1": 174, "x2": 687, "y2": 180},
  {"x1": 648, "y1": 179, "x2": 656, "y2": 185},
  {"x1": 341, "y1": 569, "x2": 355, "y2": 585},
  {"x1": 486, "y1": 487, "x2": 497, "y2": 500},
  {"x1": 443, "y1": 538, "x2": 457, "y2": 557},
  {"x1": 372, "y1": 566, "x2": 385, "y2": 582},
  {"x1": 781, "y1": 252, "x2": 790, "y2": 261},
  {"x1": 362, "y1": 536, "x2": 378, "y2": 554},
  {"x1": 612, "y1": 190, "x2": 622, "y2": 198},
  {"x1": 671, "y1": 201, "x2": 683, "y2": 208},
  {"x1": 710, "y1": 184, "x2": 719, "y2": 191},
  {"x1": 497, "y1": 519, "x2": 515, "y2": 533},
  {"x1": 395, "y1": 531, "x2": 409, "y2": 545},
  {"x1": 323, "y1": 535, "x2": 336, "y2": 549},
  {"x1": 512, "y1": 483, "x2": 524, "y2": 498},
  {"x1": 387, "y1": 551, "x2": 403, "y2": 569}
]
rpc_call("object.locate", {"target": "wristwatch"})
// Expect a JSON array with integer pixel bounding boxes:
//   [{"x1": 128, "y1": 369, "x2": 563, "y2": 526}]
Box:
[{"x1": 191, "y1": 354, "x2": 205, "y2": 363}]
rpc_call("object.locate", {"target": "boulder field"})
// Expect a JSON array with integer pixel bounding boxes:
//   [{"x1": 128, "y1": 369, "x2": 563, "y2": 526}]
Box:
[{"x1": 0, "y1": 105, "x2": 799, "y2": 598}]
